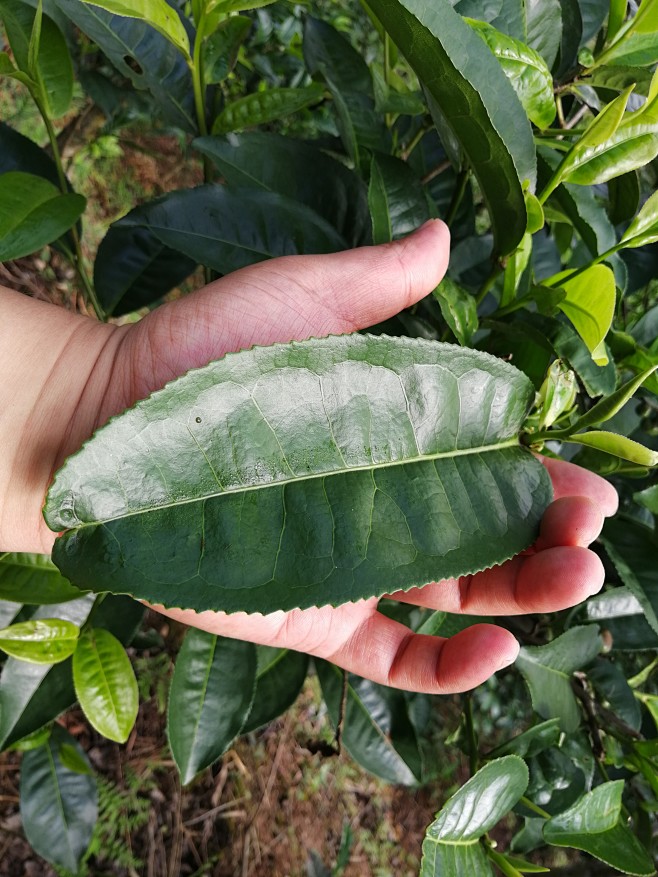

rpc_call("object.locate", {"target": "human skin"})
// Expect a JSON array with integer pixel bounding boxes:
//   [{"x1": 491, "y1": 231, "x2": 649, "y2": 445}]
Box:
[{"x1": 0, "y1": 219, "x2": 618, "y2": 693}]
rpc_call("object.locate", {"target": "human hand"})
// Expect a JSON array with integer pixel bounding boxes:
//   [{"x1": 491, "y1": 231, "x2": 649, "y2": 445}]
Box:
[{"x1": 102, "y1": 218, "x2": 616, "y2": 693}]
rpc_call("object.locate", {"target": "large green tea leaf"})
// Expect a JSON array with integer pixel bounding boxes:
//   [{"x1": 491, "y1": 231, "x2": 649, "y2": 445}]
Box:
[{"x1": 45, "y1": 336, "x2": 552, "y2": 615}]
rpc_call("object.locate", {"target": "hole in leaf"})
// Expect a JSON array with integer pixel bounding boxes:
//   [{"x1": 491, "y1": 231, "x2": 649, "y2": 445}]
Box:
[{"x1": 123, "y1": 55, "x2": 143, "y2": 75}]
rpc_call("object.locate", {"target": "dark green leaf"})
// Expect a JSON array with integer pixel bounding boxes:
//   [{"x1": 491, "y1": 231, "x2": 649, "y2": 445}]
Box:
[
  {"x1": 0, "y1": 171, "x2": 85, "y2": 261},
  {"x1": 303, "y1": 17, "x2": 389, "y2": 162},
  {"x1": 467, "y1": 19, "x2": 555, "y2": 129},
  {"x1": 432, "y1": 277, "x2": 478, "y2": 346},
  {"x1": 316, "y1": 660, "x2": 421, "y2": 785},
  {"x1": 554, "y1": 0, "x2": 583, "y2": 78},
  {"x1": 608, "y1": 170, "x2": 641, "y2": 225},
  {"x1": 52, "y1": 0, "x2": 196, "y2": 131},
  {"x1": 212, "y1": 84, "x2": 325, "y2": 134},
  {"x1": 105, "y1": 185, "x2": 347, "y2": 274},
  {"x1": 0, "y1": 553, "x2": 85, "y2": 604},
  {"x1": 487, "y1": 719, "x2": 562, "y2": 759},
  {"x1": 194, "y1": 133, "x2": 371, "y2": 248},
  {"x1": 241, "y1": 647, "x2": 309, "y2": 734},
  {"x1": 46, "y1": 336, "x2": 552, "y2": 615},
  {"x1": 94, "y1": 224, "x2": 197, "y2": 316},
  {"x1": 0, "y1": 618, "x2": 79, "y2": 664},
  {"x1": 367, "y1": 0, "x2": 536, "y2": 256},
  {"x1": 600, "y1": 517, "x2": 658, "y2": 637},
  {"x1": 526, "y1": 0, "x2": 562, "y2": 68},
  {"x1": 80, "y1": 0, "x2": 190, "y2": 57},
  {"x1": 0, "y1": 0, "x2": 73, "y2": 116},
  {"x1": 168, "y1": 631, "x2": 257, "y2": 784},
  {"x1": 202, "y1": 14, "x2": 250, "y2": 84},
  {"x1": 421, "y1": 757, "x2": 529, "y2": 875},
  {"x1": 20, "y1": 724, "x2": 97, "y2": 873},
  {"x1": 516, "y1": 626, "x2": 603, "y2": 731},
  {"x1": 587, "y1": 658, "x2": 642, "y2": 732},
  {"x1": 585, "y1": 65, "x2": 655, "y2": 95},
  {"x1": 0, "y1": 120, "x2": 62, "y2": 184},
  {"x1": 578, "y1": 0, "x2": 610, "y2": 44},
  {"x1": 544, "y1": 781, "x2": 655, "y2": 876},
  {"x1": 367, "y1": 153, "x2": 433, "y2": 242},
  {"x1": 72, "y1": 627, "x2": 138, "y2": 742}
]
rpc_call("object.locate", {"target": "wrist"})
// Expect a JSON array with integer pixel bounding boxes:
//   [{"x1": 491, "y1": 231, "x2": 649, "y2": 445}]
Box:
[{"x1": 0, "y1": 288, "x2": 126, "y2": 553}]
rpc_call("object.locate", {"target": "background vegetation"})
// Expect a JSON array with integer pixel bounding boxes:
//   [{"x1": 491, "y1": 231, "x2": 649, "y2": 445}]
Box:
[{"x1": 2, "y1": 0, "x2": 658, "y2": 874}]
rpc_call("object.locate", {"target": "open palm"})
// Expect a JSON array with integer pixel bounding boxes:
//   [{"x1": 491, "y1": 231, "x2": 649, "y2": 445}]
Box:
[{"x1": 104, "y1": 220, "x2": 617, "y2": 693}]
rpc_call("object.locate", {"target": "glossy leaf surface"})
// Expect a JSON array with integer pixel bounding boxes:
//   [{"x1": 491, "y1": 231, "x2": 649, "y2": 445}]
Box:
[
  {"x1": 367, "y1": 0, "x2": 535, "y2": 256},
  {"x1": 564, "y1": 431, "x2": 658, "y2": 466},
  {"x1": 0, "y1": 553, "x2": 85, "y2": 604},
  {"x1": 0, "y1": 618, "x2": 79, "y2": 664},
  {"x1": 20, "y1": 724, "x2": 97, "y2": 873},
  {"x1": 468, "y1": 18, "x2": 555, "y2": 128},
  {"x1": 367, "y1": 153, "x2": 433, "y2": 242},
  {"x1": 72, "y1": 627, "x2": 138, "y2": 742},
  {"x1": 516, "y1": 626, "x2": 602, "y2": 731},
  {"x1": 544, "y1": 781, "x2": 655, "y2": 875},
  {"x1": 600, "y1": 517, "x2": 658, "y2": 637},
  {"x1": 0, "y1": 171, "x2": 85, "y2": 261},
  {"x1": 421, "y1": 757, "x2": 528, "y2": 875},
  {"x1": 194, "y1": 133, "x2": 370, "y2": 248},
  {"x1": 620, "y1": 189, "x2": 658, "y2": 248},
  {"x1": 553, "y1": 265, "x2": 616, "y2": 365},
  {"x1": 432, "y1": 277, "x2": 478, "y2": 346},
  {"x1": 316, "y1": 660, "x2": 422, "y2": 785},
  {"x1": 168, "y1": 631, "x2": 257, "y2": 784},
  {"x1": 46, "y1": 336, "x2": 552, "y2": 615}
]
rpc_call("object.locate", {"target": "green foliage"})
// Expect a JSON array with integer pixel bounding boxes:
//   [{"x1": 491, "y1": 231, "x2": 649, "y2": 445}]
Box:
[{"x1": 3, "y1": 0, "x2": 658, "y2": 873}]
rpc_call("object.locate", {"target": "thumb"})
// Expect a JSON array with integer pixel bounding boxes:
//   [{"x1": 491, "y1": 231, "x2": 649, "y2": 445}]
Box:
[{"x1": 189, "y1": 218, "x2": 451, "y2": 349}]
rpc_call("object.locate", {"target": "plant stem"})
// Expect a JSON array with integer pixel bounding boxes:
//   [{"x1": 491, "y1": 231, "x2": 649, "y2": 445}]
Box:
[
  {"x1": 41, "y1": 107, "x2": 104, "y2": 320},
  {"x1": 520, "y1": 796, "x2": 551, "y2": 820},
  {"x1": 445, "y1": 166, "x2": 469, "y2": 228},
  {"x1": 464, "y1": 693, "x2": 479, "y2": 777},
  {"x1": 190, "y1": 27, "x2": 213, "y2": 284},
  {"x1": 476, "y1": 262, "x2": 503, "y2": 306},
  {"x1": 544, "y1": 243, "x2": 621, "y2": 287},
  {"x1": 402, "y1": 125, "x2": 428, "y2": 160}
]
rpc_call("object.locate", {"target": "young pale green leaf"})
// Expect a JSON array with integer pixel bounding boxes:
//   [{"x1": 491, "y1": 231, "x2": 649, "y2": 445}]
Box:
[
  {"x1": 20, "y1": 724, "x2": 97, "y2": 873},
  {"x1": 0, "y1": 619, "x2": 79, "y2": 664},
  {"x1": 367, "y1": 0, "x2": 535, "y2": 256},
  {"x1": 316, "y1": 660, "x2": 422, "y2": 785},
  {"x1": 591, "y1": 0, "x2": 658, "y2": 68},
  {"x1": 533, "y1": 360, "x2": 577, "y2": 431},
  {"x1": 432, "y1": 277, "x2": 478, "y2": 346},
  {"x1": 544, "y1": 781, "x2": 655, "y2": 876},
  {"x1": 72, "y1": 628, "x2": 138, "y2": 743},
  {"x1": 564, "y1": 431, "x2": 658, "y2": 466},
  {"x1": 422, "y1": 757, "x2": 528, "y2": 872},
  {"x1": 241, "y1": 647, "x2": 309, "y2": 734},
  {"x1": 0, "y1": 171, "x2": 86, "y2": 261},
  {"x1": 607, "y1": 0, "x2": 627, "y2": 42},
  {"x1": 467, "y1": 19, "x2": 556, "y2": 129},
  {"x1": 205, "y1": 0, "x2": 275, "y2": 17},
  {"x1": 45, "y1": 336, "x2": 552, "y2": 615},
  {"x1": 212, "y1": 84, "x2": 325, "y2": 134},
  {"x1": 81, "y1": 0, "x2": 190, "y2": 58},
  {"x1": 620, "y1": 189, "x2": 658, "y2": 248},
  {"x1": 549, "y1": 264, "x2": 616, "y2": 365},
  {"x1": 193, "y1": 132, "x2": 371, "y2": 248},
  {"x1": 0, "y1": 0, "x2": 73, "y2": 117},
  {"x1": 489, "y1": 851, "x2": 549, "y2": 874},
  {"x1": 560, "y1": 83, "x2": 658, "y2": 188},
  {"x1": 568, "y1": 365, "x2": 658, "y2": 431},
  {"x1": 0, "y1": 553, "x2": 86, "y2": 604},
  {"x1": 516, "y1": 626, "x2": 603, "y2": 731},
  {"x1": 524, "y1": 190, "x2": 545, "y2": 234},
  {"x1": 167, "y1": 631, "x2": 257, "y2": 784}
]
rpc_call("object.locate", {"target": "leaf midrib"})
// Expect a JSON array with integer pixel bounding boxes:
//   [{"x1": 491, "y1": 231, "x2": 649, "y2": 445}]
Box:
[{"x1": 66, "y1": 436, "x2": 521, "y2": 528}]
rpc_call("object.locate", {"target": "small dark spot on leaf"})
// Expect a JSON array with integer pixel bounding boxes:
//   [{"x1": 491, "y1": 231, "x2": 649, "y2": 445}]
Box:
[
  {"x1": 195, "y1": 416, "x2": 202, "y2": 424},
  {"x1": 123, "y1": 55, "x2": 143, "y2": 75}
]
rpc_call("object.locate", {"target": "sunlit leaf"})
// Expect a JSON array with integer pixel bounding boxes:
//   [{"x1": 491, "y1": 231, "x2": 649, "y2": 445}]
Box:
[{"x1": 80, "y1": 0, "x2": 190, "y2": 58}]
